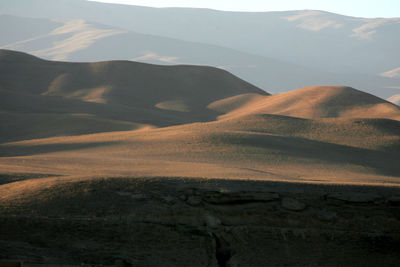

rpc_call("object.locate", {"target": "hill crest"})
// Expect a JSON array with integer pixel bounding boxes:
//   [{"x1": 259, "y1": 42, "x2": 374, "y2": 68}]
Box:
[{"x1": 213, "y1": 86, "x2": 400, "y2": 121}]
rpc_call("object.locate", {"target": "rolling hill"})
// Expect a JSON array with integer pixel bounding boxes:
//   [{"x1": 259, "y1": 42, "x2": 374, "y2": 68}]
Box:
[
  {"x1": 212, "y1": 86, "x2": 400, "y2": 121},
  {"x1": 1, "y1": 50, "x2": 399, "y2": 186},
  {"x1": 1, "y1": 50, "x2": 400, "y2": 266},
  {"x1": 0, "y1": 49, "x2": 266, "y2": 141}
]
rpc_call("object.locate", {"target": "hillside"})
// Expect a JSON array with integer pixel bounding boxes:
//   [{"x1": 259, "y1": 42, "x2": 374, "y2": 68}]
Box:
[
  {"x1": 0, "y1": 50, "x2": 265, "y2": 107},
  {"x1": 0, "y1": 51, "x2": 399, "y2": 184},
  {"x1": 1, "y1": 14, "x2": 399, "y2": 100},
  {"x1": 1, "y1": 51, "x2": 400, "y2": 266},
  {"x1": 212, "y1": 86, "x2": 400, "y2": 120},
  {"x1": 1, "y1": 51, "x2": 399, "y2": 182},
  {"x1": 0, "y1": 49, "x2": 267, "y2": 141}
]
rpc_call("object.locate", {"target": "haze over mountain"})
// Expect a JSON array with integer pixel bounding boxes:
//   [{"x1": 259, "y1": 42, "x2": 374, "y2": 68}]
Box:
[
  {"x1": 1, "y1": 15, "x2": 399, "y2": 100},
  {"x1": 1, "y1": 0, "x2": 400, "y2": 74},
  {"x1": 1, "y1": 0, "x2": 399, "y2": 100}
]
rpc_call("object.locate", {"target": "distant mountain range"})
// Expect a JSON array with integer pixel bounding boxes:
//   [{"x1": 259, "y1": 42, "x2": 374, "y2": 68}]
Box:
[{"x1": 0, "y1": 0, "x2": 399, "y2": 101}]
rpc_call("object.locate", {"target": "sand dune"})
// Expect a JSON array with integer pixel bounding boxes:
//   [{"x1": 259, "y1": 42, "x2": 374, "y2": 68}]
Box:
[{"x1": 216, "y1": 86, "x2": 400, "y2": 121}]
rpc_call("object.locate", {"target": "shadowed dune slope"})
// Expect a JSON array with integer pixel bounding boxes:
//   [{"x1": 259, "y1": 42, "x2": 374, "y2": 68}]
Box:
[
  {"x1": 0, "y1": 110, "x2": 149, "y2": 142},
  {"x1": 0, "y1": 87, "x2": 197, "y2": 141},
  {"x1": 212, "y1": 86, "x2": 400, "y2": 121},
  {"x1": 208, "y1": 114, "x2": 400, "y2": 151},
  {"x1": 0, "y1": 49, "x2": 267, "y2": 109},
  {"x1": 0, "y1": 49, "x2": 268, "y2": 141}
]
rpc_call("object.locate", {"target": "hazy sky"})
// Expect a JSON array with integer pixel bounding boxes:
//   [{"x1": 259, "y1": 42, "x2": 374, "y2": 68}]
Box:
[{"x1": 90, "y1": 0, "x2": 400, "y2": 18}]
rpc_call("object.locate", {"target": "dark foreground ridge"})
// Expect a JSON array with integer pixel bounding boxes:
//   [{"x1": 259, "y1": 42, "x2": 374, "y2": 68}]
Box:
[{"x1": 1, "y1": 177, "x2": 400, "y2": 266}]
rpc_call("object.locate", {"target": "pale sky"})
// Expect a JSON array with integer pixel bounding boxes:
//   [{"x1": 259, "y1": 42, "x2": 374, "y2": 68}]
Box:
[{"x1": 90, "y1": 0, "x2": 400, "y2": 18}]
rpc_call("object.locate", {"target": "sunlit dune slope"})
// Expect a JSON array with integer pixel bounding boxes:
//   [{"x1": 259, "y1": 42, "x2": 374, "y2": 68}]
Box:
[{"x1": 213, "y1": 86, "x2": 400, "y2": 121}]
